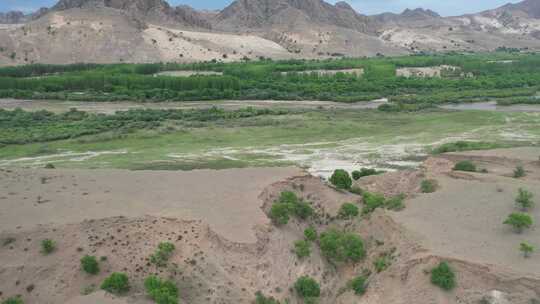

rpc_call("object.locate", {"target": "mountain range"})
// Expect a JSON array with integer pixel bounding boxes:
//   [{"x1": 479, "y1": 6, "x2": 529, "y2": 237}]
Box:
[{"x1": 1, "y1": 0, "x2": 540, "y2": 65}]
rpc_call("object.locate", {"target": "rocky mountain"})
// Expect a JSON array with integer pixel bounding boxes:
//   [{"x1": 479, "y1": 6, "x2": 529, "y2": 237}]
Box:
[
  {"x1": 51, "y1": 0, "x2": 211, "y2": 28},
  {"x1": 1, "y1": 0, "x2": 540, "y2": 65}
]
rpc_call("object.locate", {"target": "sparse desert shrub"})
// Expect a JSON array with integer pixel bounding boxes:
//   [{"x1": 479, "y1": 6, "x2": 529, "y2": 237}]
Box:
[
  {"x1": 294, "y1": 276, "x2": 320, "y2": 299},
  {"x1": 144, "y1": 276, "x2": 179, "y2": 304},
  {"x1": 362, "y1": 192, "x2": 385, "y2": 215},
  {"x1": 348, "y1": 275, "x2": 367, "y2": 295},
  {"x1": 269, "y1": 203, "x2": 290, "y2": 225},
  {"x1": 255, "y1": 291, "x2": 281, "y2": 304},
  {"x1": 330, "y1": 169, "x2": 352, "y2": 190},
  {"x1": 2, "y1": 297, "x2": 23, "y2": 304},
  {"x1": 81, "y1": 255, "x2": 99, "y2": 275},
  {"x1": 320, "y1": 229, "x2": 365, "y2": 263},
  {"x1": 150, "y1": 242, "x2": 176, "y2": 267},
  {"x1": 515, "y1": 188, "x2": 534, "y2": 211},
  {"x1": 374, "y1": 256, "x2": 390, "y2": 273},
  {"x1": 514, "y1": 165, "x2": 526, "y2": 178},
  {"x1": 504, "y1": 213, "x2": 533, "y2": 233},
  {"x1": 338, "y1": 203, "x2": 359, "y2": 219},
  {"x1": 101, "y1": 272, "x2": 130, "y2": 295},
  {"x1": 421, "y1": 179, "x2": 437, "y2": 193},
  {"x1": 520, "y1": 242, "x2": 535, "y2": 258},
  {"x1": 453, "y1": 160, "x2": 476, "y2": 172},
  {"x1": 81, "y1": 284, "x2": 96, "y2": 295},
  {"x1": 294, "y1": 240, "x2": 311, "y2": 258},
  {"x1": 430, "y1": 261, "x2": 456, "y2": 291},
  {"x1": 2, "y1": 237, "x2": 15, "y2": 247},
  {"x1": 304, "y1": 227, "x2": 317, "y2": 242},
  {"x1": 349, "y1": 186, "x2": 363, "y2": 195},
  {"x1": 41, "y1": 239, "x2": 56, "y2": 254},
  {"x1": 385, "y1": 194, "x2": 405, "y2": 211}
]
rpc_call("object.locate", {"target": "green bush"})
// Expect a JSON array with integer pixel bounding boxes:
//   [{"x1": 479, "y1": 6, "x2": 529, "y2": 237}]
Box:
[
  {"x1": 374, "y1": 256, "x2": 390, "y2": 273},
  {"x1": 101, "y1": 273, "x2": 130, "y2": 295},
  {"x1": 144, "y1": 276, "x2": 179, "y2": 304},
  {"x1": 504, "y1": 213, "x2": 533, "y2": 233},
  {"x1": 421, "y1": 179, "x2": 437, "y2": 193},
  {"x1": 385, "y1": 194, "x2": 405, "y2": 211},
  {"x1": 304, "y1": 227, "x2": 318, "y2": 242},
  {"x1": 320, "y1": 229, "x2": 365, "y2": 263},
  {"x1": 351, "y1": 168, "x2": 382, "y2": 180},
  {"x1": 330, "y1": 169, "x2": 352, "y2": 190},
  {"x1": 269, "y1": 191, "x2": 314, "y2": 225},
  {"x1": 430, "y1": 262, "x2": 456, "y2": 291},
  {"x1": 349, "y1": 275, "x2": 367, "y2": 295},
  {"x1": 338, "y1": 203, "x2": 359, "y2": 219},
  {"x1": 515, "y1": 188, "x2": 534, "y2": 211},
  {"x1": 255, "y1": 291, "x2": 281, "y2": 304},
  {"x1": 520, "y1": 242, "x2": 535, "y2": 258},
  {"x1": 349, "y1": 186, "x2": 363, "y2": 195},
  {"x1": 453, "y1": 160, "x2": 476, "y2": 172},
  {"x1": 2, "y1": 297, "x2": 23, "y2": 304},
  {"x1": 294, "y1": 240, "x2": 311, "y2": 258},
  {"x1": 80, "y1": 255, "x2": 100, "y2": 275},
  {"x1": 269, "y1": 203, "x2": 290, "y2": 225},
  {"x1": 514, "y1": 165, "x2": 526, "y2": 178},
  {"x1": 293, "y1": 201, "x2": 314, "y2": 220},
  {"x1": 294, "y1": 276, "x2": 320, "y2": 299},
  {"x1": 41, "y1": 239, "x2": 56, "y2": 254},
  {"x1": 150, "y1": 242, "x2": 176, "y2": 267},
  {"x1": 362, "y1": 192, "x2": 386, "y2": 215}
]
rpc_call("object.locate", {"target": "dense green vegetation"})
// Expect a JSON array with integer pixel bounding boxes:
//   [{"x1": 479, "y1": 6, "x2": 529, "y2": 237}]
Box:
[
  {"x1": 319, "y1": 229, "x2": 365, "y2": 263},
  {"x1": 453, "y1": 160, "x2": 477, "y2": 172},
  {"x1": 348, "y1": 275, "x2": 368, "y2": 295},
  {"x1": 150, "y1": 242, "x2": 176, "y2": 267},
  {"x1": 430, "y1": 262, "x2": 456, "y2": 291},
  {"x1": 1, "y1": 52, "x2": 539, "y2": 105},
  {"x1": 80, "y1": 255, "x2": 100, "y2": 275},
  {"x1": 101, "y1": 273, "x2": 130, "y2": 294},
  {"x1": 330, "y1": 169, "x2": 353, "y2": 190},
  {"x1": 269, "y1": 191, "x2": 314, "y2": 225},
  {"x1": 2, "y1": 297, "x2": 23, "y2": 304},
  {"x1": 144, "y1": 276, "x2": 179, "y2": 304},
  {"x1": 294, "y1": 276, "x2": 320, "y2": 300},
  {"x1": 504, "y1": 213, "x2": 533, "y2": 233}
]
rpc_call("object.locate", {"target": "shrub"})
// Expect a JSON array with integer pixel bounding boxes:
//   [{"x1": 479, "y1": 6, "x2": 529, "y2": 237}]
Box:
[
  {"x1": 80, "y1": 255, "x2": 99, "y2": 275},
  {"x1": 504, "y1": 213, "x2": 533, "y2": 233},
  {"x1": 374, "y1": 256, "x2": 390, "y2": 273},
  {"x1": 304, "y1": 227, "x2": 317, "y2": 242},
  {"x1": 269, "y1": 203, "x2": 290, "y2": 225},
  {"x1": 430, "y1": 262, "x2": 456, "y2": 291},
  {"x1": 255, "y1": 291, "x2": 281, "y2": 304},
  {"x1": 453, "y1": 160, "x2": 476, "y2": 172},
  {"x1": 520, "y1": 242, "x2": 534, "y2": 258},
  {"x1": 294, "y1": 240, "x2": 311, "y2": 258},
  {"x1": 330, "y1": 169, "x2": 352, "y2": 190},
  {"x1": 362, "y1": 192, "x2": 385, "y2": 215},
  {"x1": 101, "y1": 273, "x2": 130, "y2": 295},
  {"x1": 269, "y1": 191, "x2": 314, "y2": 225},
  {"x1": 351, "y1": 168, "x2": 382, "y2": 180},
  {"x1": 320, "y1": 229, "x2": 365, "y2": 263},
  {"x1": 349, "y1": 275, "x2": 367, "y2": 295},
  {"x1": 514, "y1": 165, "x2": 526, "y2": 178},
  {"x1": 150, "y1": 242, "x2": 176, "y2": 267},
  {"x1": 421, "y1": 179, "x2": 437, "y2": 193},
  {"x1": 2, "y1": 297, "x2": 23, "y2": 304},
  {"x1": 279, "y1": 191, "x2": 298, "y2": 205},
  {"x1": 385, "y1": 194, "x2": 405, "y2": 211},
  {"x1": 515, "y1": 188, "x2": 534, "y2": 211},
  {"x1": 294, "y1": 276, "x2": 320, "y2": 299},
  {"x1": 41, "y1": 239, "x2": 56, "y2": 254},
  {"x1": 44, "y1": 163, "x2": 55, "y2": 169},
  {"x1": 293, "y1": 201, "x2": 314, "y2": 220},
  {"x1": 144, "y1": 276, "x2": 179, "y2": 304},
  {"x1": 338, "y1": 203, "x2": 359, "y2": 219}
]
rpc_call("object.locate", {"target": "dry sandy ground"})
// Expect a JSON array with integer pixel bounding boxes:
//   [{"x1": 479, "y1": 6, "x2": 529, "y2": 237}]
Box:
[
  {"x1": 0, "y1": 98, "x2": 387, "y2": 114},
  {"x1": 0, "y1": 167, "x2": 302, "y2": 243},
  {"x1": 393, "y1": 147, "x2": 540, "y2": 276}
]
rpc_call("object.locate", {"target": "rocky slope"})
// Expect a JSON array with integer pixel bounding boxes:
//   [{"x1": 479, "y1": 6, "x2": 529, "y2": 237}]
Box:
[{"x1": 1, "y1": 0, "x2": 540, "y2": 64}]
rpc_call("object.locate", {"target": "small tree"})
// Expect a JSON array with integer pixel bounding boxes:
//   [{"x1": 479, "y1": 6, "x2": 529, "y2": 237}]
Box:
[
  {"x1": 520, "y1": 242, "x2": 534, "y2": 258},
  {"x1": 144, "y1": 276, "x2": 179, "y2": 304},
  {"x1": 320, "y1": 229, "x2": 365, "y2": 263},
  {"x1": 513, "y1": 165, "x2": 526, "y2": 178},
  {"x1": 330, "y1": 169, "x2": 352, "y2": 190},
  {"x1": 150, "y1": 242, "x2": 175, "y2": 267},
  {"x1": 430, "y1": 262, "x2": 456, "y2": 291},
  {"x1": 294, "y1": 276, "x2": 320, "y2": 299},
  {"x1": 304, "y1": 227, "x2": 317, "y2": 242},
  {"x1": 338, "y1": 203, "x2": 359, "y2": 219},
  {"x1": 453, "y1": 160, "x2": 476, "y2": 172},
  {"x1": 81, "y1": 255, "x2": 100, "y2": 275},
  {"x1": 294, "y1": 240, "x2": 311, "y2": 259},
  {"x1": 515, "y1": 188, "x2": 534, "y2": 211},
  {"x1": 349, "y1": 275, "x2": 367, "y2": 295},
  {"x1": 101, "y1": 273, "x2": 130, "y2": 295},
  {"x1": 504, "y1": 213, "x2": 533, "y2": 233},
  {"x1": 41, "y1": 239, "x2": 56, "y2": 255}
]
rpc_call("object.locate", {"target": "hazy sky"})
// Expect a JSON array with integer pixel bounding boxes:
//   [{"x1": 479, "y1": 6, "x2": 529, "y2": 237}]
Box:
[{"x1": 0, "y1": 0, "x2": 523, "y2": 16}]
